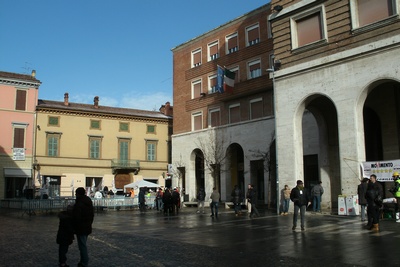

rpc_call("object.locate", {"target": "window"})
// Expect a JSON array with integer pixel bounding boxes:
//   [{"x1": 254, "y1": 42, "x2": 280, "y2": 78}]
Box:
[
  {"x1": 192, "y1": 80, "x2": 202, "y2": 99},
  {"x1": 13, "y1": 128, "x2": 25, "y2": 148},
  {"x1": 48, "y1": 116, "x2": 60, "y2": 127},
  {"x1": 208, "y1": 75, "x2": 218, "y2": 94},
  {"x1": 192, "y1": 112, "x2": 203, "y2": 131},
  {"x1": 351, "y1": 0, "x2": 397, "y2": 28},
  {"x1": 118, "y1": 138, "x2": 130, "y2": 161},
  {"x1": 250, "y1": 98, "x2": 263, "y2": 119},
  {"x1": 15, "y1": 89, "x2": 27, "y2": 111},
  {"x1": 147, "y1": 125, "x2": 156, "y2": 134},
  {"x1": 192, "y1": 48, "x2": 202, "y2": 67},
  {"x1": 208, "y1": 41, "x2": 219, "y2": 61},
  {"x1": 230, "y1": 67, "x2": 240, "y2": 83},
  {"x1": 229, "y1": 104, "x2": 240, "y2": 124},
  {"x1": 89, "y1": 136, "x2": 102, "y2": 159},
  {"x1": 47, "y1": 133, "x2": 61, "y2": 157},
  {"x1": 209, "y1": 108, "x2": 221, "y2": 127},
  {"x1": 246, "y1": 24, "x2": 260, "y2": 46},
  {"x1": 146, "y1": 140, "x2": 157, "y2": 161},
  {"x1": 248, "y1": 60, "x2": 261, "y2": 79},
  {"x1": 90, "y1": 120, "x2": 101, "y2": 129},
  {"x1": 291, "y1": 6, "x2": 327, "y2": 49},
  {"x1": 226, "y1": 33, "x2": 238, "y2": 54},
  {"x1": 119, "y1": 122, "x2": 129, "y2": 132}
]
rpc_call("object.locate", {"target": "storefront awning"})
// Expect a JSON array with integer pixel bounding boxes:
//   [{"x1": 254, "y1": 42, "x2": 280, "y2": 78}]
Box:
[{"x1": 4, "y1": 168, "x2": 31, "y2": 177}]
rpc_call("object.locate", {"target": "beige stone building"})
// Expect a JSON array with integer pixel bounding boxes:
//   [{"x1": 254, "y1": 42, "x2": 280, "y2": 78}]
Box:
[
  {"x1": 35, "y1": 93, "x2": 172, "y2": 198},
  {"x1": 269, "y1": 0, "x2": 400, "y2": 211}
]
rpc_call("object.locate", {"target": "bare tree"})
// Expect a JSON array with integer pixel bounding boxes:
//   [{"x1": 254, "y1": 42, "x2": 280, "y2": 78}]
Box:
[
  {"x1": 248, "y1": 131, "x2": 275, "y2": 208},
  {"x1": 195, "y1": 130, "x2": 228, "y2": 191},
  {"x1": 170, "y1": 154, "x2": 186, "y2": 189}
]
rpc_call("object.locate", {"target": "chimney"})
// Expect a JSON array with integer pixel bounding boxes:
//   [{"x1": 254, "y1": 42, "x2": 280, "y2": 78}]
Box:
[
  {"x1": 31, "y1": 70, "x2": 36, "y2": 78},
  {"x1": 64, "y1": 93, "x2": 69, "y2": 106},
  {"x1": 94, "y1": 96, "x2": 99, "y2": 108},
  {"x1": 163, "y1": 102, "x2": 172, "y2": 116}
]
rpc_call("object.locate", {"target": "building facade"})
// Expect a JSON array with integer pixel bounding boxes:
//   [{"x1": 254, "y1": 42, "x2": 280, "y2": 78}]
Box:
[
  {"x1": 269, "y1": 0, "x2": 400, "y2": 211},
  {"x1": 35, "y1": 94, "x2": 172, "y2": 198},
  {"x1": 171, "y1": 4, "x2": 279, "y2": 204},
  {"x1": 0, "y1": 71, "x2": 41, "y2": 199}
]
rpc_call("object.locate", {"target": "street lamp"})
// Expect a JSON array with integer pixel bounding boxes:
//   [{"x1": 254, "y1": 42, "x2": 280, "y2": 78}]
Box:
[{"x1": 267, "y1": 58, "x2": 281, "y2": 215}]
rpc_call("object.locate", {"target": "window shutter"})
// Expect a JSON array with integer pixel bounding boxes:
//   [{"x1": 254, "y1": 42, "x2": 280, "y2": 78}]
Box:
[
  {"x1": 248, "y1": 27, "x2": 259, "y2": 42},
  {"x1": 13, "y1": 128, "x2": 25, "y2": 148},
  {"x1": 357, "y1": 0, "x2": 392, "y2": 27},
  {"x1": 193, "y1": 51, "x2": 201, "y2": 65},
  {"x1": 297, "y1": 14, "x2": 322, "y2": 46},
  {"x1": 228, "y1": 35, "x2": 237, "y2": 50},
  {"x1": 16, "y1": 90, "x2": 27, "y2": 111},
  {"x1": 193, "y1": 82, "x2": 201, "y2": 97},
  {"x1": 250, "y1": 63, "x2": 260, "y2": 71},
  {"x1": 209, "y1": 43, "x2": 218, "y2": 56}
]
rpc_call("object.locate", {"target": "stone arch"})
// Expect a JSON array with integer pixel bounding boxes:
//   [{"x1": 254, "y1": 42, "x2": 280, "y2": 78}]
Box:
[
  {"x1": 225, "y1": 143, "x2": 245, "y2": 193},
  {"x1": 296, "y1": 93, "x2": 340, "y2": 211},
  {"x1": 189, "y1": 148, "x2": 205, "y2": 199}
]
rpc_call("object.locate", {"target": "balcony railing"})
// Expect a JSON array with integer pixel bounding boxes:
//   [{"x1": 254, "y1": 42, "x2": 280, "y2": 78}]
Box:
[{"x1": 111, "y1": 159, "x2": 140, "y2": 169}]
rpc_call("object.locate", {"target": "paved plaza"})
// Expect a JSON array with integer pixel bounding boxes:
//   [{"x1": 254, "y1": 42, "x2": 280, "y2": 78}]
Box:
[{"x1": 0, "y1": 206, "x2": 399, "y2": 267}]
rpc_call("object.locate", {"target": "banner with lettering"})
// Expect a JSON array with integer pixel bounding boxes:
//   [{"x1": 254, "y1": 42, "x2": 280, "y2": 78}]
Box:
[{"x1": 362, "y1": 159, "x2": 400, "y2": 182}]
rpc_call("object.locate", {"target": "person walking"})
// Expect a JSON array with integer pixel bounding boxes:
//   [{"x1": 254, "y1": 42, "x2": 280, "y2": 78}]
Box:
[
  {"x1": 231, "y1": 185, "x2": 243, "y2": 216},
  {"x1": 73, "y1": 187, "x2": 94, "y2": 267},
  {"x1": 138, "y1": 187, "x2": 146, "y2": 213},
  {"x1": 290, "y1": 180, "x2": 311, "y2": 231},
  {"x1": 246, "y1": 184, "x2": 252, "y2": 215},
  {"x1": 156, "y1": 187, "x2": 164, "y2": 211},
  {"x1": 389, "y1": 172, "x2": 400, "y2": 223},
  {"x1": 163, "y1": 187, "x2": 173, "y2": 216},
  {"x1": 210, "y1": 187, "x2": 220, "y2": 218},
  {"x1": 249, "y1": 184, "x2": 260, "y2": 218},
  {"x1": 196, "y1": 188, "x2": 206, "y2": 214},
  {"x1": 172, "y1": 188, "x2": 181, "y2": 215},
  {"x1": 357, "y1": 178, "x2": 369, "y2": 222},
  {"x1": 366, "y1": 174, "x2": 383, "y2": 231},
  {"x1": 311, "y1": 181, "x2": 324, "y2": 212},
  {"x1": 57, "y1": 204, "x2": 74, "y2": 267},
  {"x1": 281, "y1": 185, "x2": 291, "y2": 215}
]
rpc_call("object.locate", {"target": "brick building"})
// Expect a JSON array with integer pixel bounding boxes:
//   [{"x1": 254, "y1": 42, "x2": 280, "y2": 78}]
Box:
[
  {"x1": 171, "y1": 4, "x2": 279, "y2": 204},
  {"x1": 269, "y1": 0, "x2": 400, "y2": 211}
]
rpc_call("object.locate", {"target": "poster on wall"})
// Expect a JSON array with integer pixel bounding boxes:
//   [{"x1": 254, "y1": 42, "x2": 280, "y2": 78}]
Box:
[{"x1": 361, "y1": 159, "x2": 400, "y2": 182}]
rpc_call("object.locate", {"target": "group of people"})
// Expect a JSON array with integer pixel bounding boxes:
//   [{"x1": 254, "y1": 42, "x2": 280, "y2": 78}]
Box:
[
  {"x1": 154, "y1": 187, "x2": 181, "y2": 215},
  {"x1": 196, "y1": 187, "x2": 221, "y2": 217},
  {"x1": 57, "y1": 187, "x2": 94, "y2": 267}
]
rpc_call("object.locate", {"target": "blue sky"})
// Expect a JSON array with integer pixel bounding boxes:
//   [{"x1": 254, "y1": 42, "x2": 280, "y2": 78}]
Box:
[{"x1": 0, "y1": 0, "x2": 269, "y2": 111}]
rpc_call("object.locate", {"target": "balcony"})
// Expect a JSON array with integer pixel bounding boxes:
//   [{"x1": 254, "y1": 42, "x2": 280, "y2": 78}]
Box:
[{"x1": 111, "y1": 159, "x2": 140, "y2": 173}]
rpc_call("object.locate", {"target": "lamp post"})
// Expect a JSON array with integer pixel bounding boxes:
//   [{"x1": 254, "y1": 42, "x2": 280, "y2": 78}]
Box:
[{"x1": 267, "y1": 59, "x2": 281, "y2": 215}]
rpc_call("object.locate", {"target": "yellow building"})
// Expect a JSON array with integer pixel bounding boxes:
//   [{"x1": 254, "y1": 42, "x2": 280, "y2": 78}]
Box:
[{"x1": 34, "y1": 93, "x2": 172, "y2": 198}]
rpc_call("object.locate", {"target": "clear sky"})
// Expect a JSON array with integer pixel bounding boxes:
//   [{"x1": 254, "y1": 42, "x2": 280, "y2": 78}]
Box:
[{"x1": 0, "y1": 0, "x2": 269, "y2": 111}]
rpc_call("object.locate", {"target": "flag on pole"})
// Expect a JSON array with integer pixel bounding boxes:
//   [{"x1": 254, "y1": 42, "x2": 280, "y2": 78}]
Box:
[
  {"x1": 217, "y1": 65, "x2": 224, "y2": 93},
  {"x1": 224, "y1": 68, "x2": 236, "y2": 93}
]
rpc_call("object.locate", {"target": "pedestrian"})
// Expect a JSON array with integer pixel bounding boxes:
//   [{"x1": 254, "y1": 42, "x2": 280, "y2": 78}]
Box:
[
  {"x1": 72, "y1": 187, "x2": 94, "y2": 267},
  {"x1": 248, "y1": 184, "x2": 260, "y2": 218},
  {"x1": 231, "y1": 185, "x2": 243, "y2": 216},
  {"x1": 366, "y1": 174, "x2": 383, "y2": 231},
  {"x1": 196, "y1": 188, "x2": 206, "y2": 214},
  {"x1": 311, "y1": 181, "x2": 324, "y2": 212},
  {"x1": 281, "y1": 185, "x2": 291, "y2": 215},
  {"x1": 163, "y1": 187, "x2": 173, "y2": 216},
  {"x1": 57, "y1": 204, "x2": 74, "y2": 267},
  {"x1": 210, "y1": 187, "x2": 220, "y2": 218},
  {"x1": 94, "y1": 189, "x2": 103, "y2": 199},
  {"x1": 389, "y1": 171, "x2": 400, "y2": 223},
  {"x1": 139, "y1": 187, "x2": 146, "y2": 212},
  {"x1": 172, "y1": 187, "x2": 180, "y2": 215},
  {"x1": 357, "y1": 177, "x2": 369, "y2": 222},
  {"x1": 246, "y1": 184, "x2": 252, "y2": 215},
  {"x1": 156, "y1": 187, "x2": 164, "y2": 211},
  {"x1": 290, "y1": 180, "x2": 311, "y2": 231}
]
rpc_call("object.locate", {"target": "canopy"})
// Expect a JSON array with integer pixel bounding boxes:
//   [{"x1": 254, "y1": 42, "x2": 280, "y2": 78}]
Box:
[{"x1": 124, "y1": 180, "x2": 160, "y2": 191}]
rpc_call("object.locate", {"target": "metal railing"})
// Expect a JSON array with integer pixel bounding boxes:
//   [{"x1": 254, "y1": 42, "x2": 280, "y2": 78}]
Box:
[{"x1": 0, "y1": 196, "x2": 157, "y2": 216}]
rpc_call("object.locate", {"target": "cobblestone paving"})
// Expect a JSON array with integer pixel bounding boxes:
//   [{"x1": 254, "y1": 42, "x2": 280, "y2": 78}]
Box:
[{"x1": 0, "y1": 207, "x2": 399, "y2": 267}]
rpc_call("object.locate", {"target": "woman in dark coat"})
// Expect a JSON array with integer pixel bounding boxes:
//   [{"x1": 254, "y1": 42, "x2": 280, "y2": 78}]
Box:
[
  {"x1": 57, "y1": 205, "x2": 74, "y2": 267},
  {"x1": 357, "y1": 178, "x2": 369, "y2": 222}
]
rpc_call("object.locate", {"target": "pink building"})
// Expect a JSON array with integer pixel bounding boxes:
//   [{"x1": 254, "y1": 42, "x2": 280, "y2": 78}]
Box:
[{"x1": 0, "y1": 71, "x2": 41, "y2": 199}]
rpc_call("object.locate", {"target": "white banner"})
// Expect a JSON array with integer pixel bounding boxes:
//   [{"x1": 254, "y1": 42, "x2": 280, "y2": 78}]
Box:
[{"x1": 362, "y1": 159, "x2": 400, "y2": 182}]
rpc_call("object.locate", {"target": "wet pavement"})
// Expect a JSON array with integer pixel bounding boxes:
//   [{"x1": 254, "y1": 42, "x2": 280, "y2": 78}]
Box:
[{"x1": 0, "y1": 206, "x2": 399, "y2": 267}]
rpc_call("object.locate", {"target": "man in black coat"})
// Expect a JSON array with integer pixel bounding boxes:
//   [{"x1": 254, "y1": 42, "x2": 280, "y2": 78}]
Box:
[
  {"x1": 73, "y1": 187, "x2": 94, "y2": 267},
  {"x1": 290, "y1": 180, "x2": 310, "y2": 231},
  {"x1": 366, "y1": 174, "x2": 383, "y2": 231}
]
